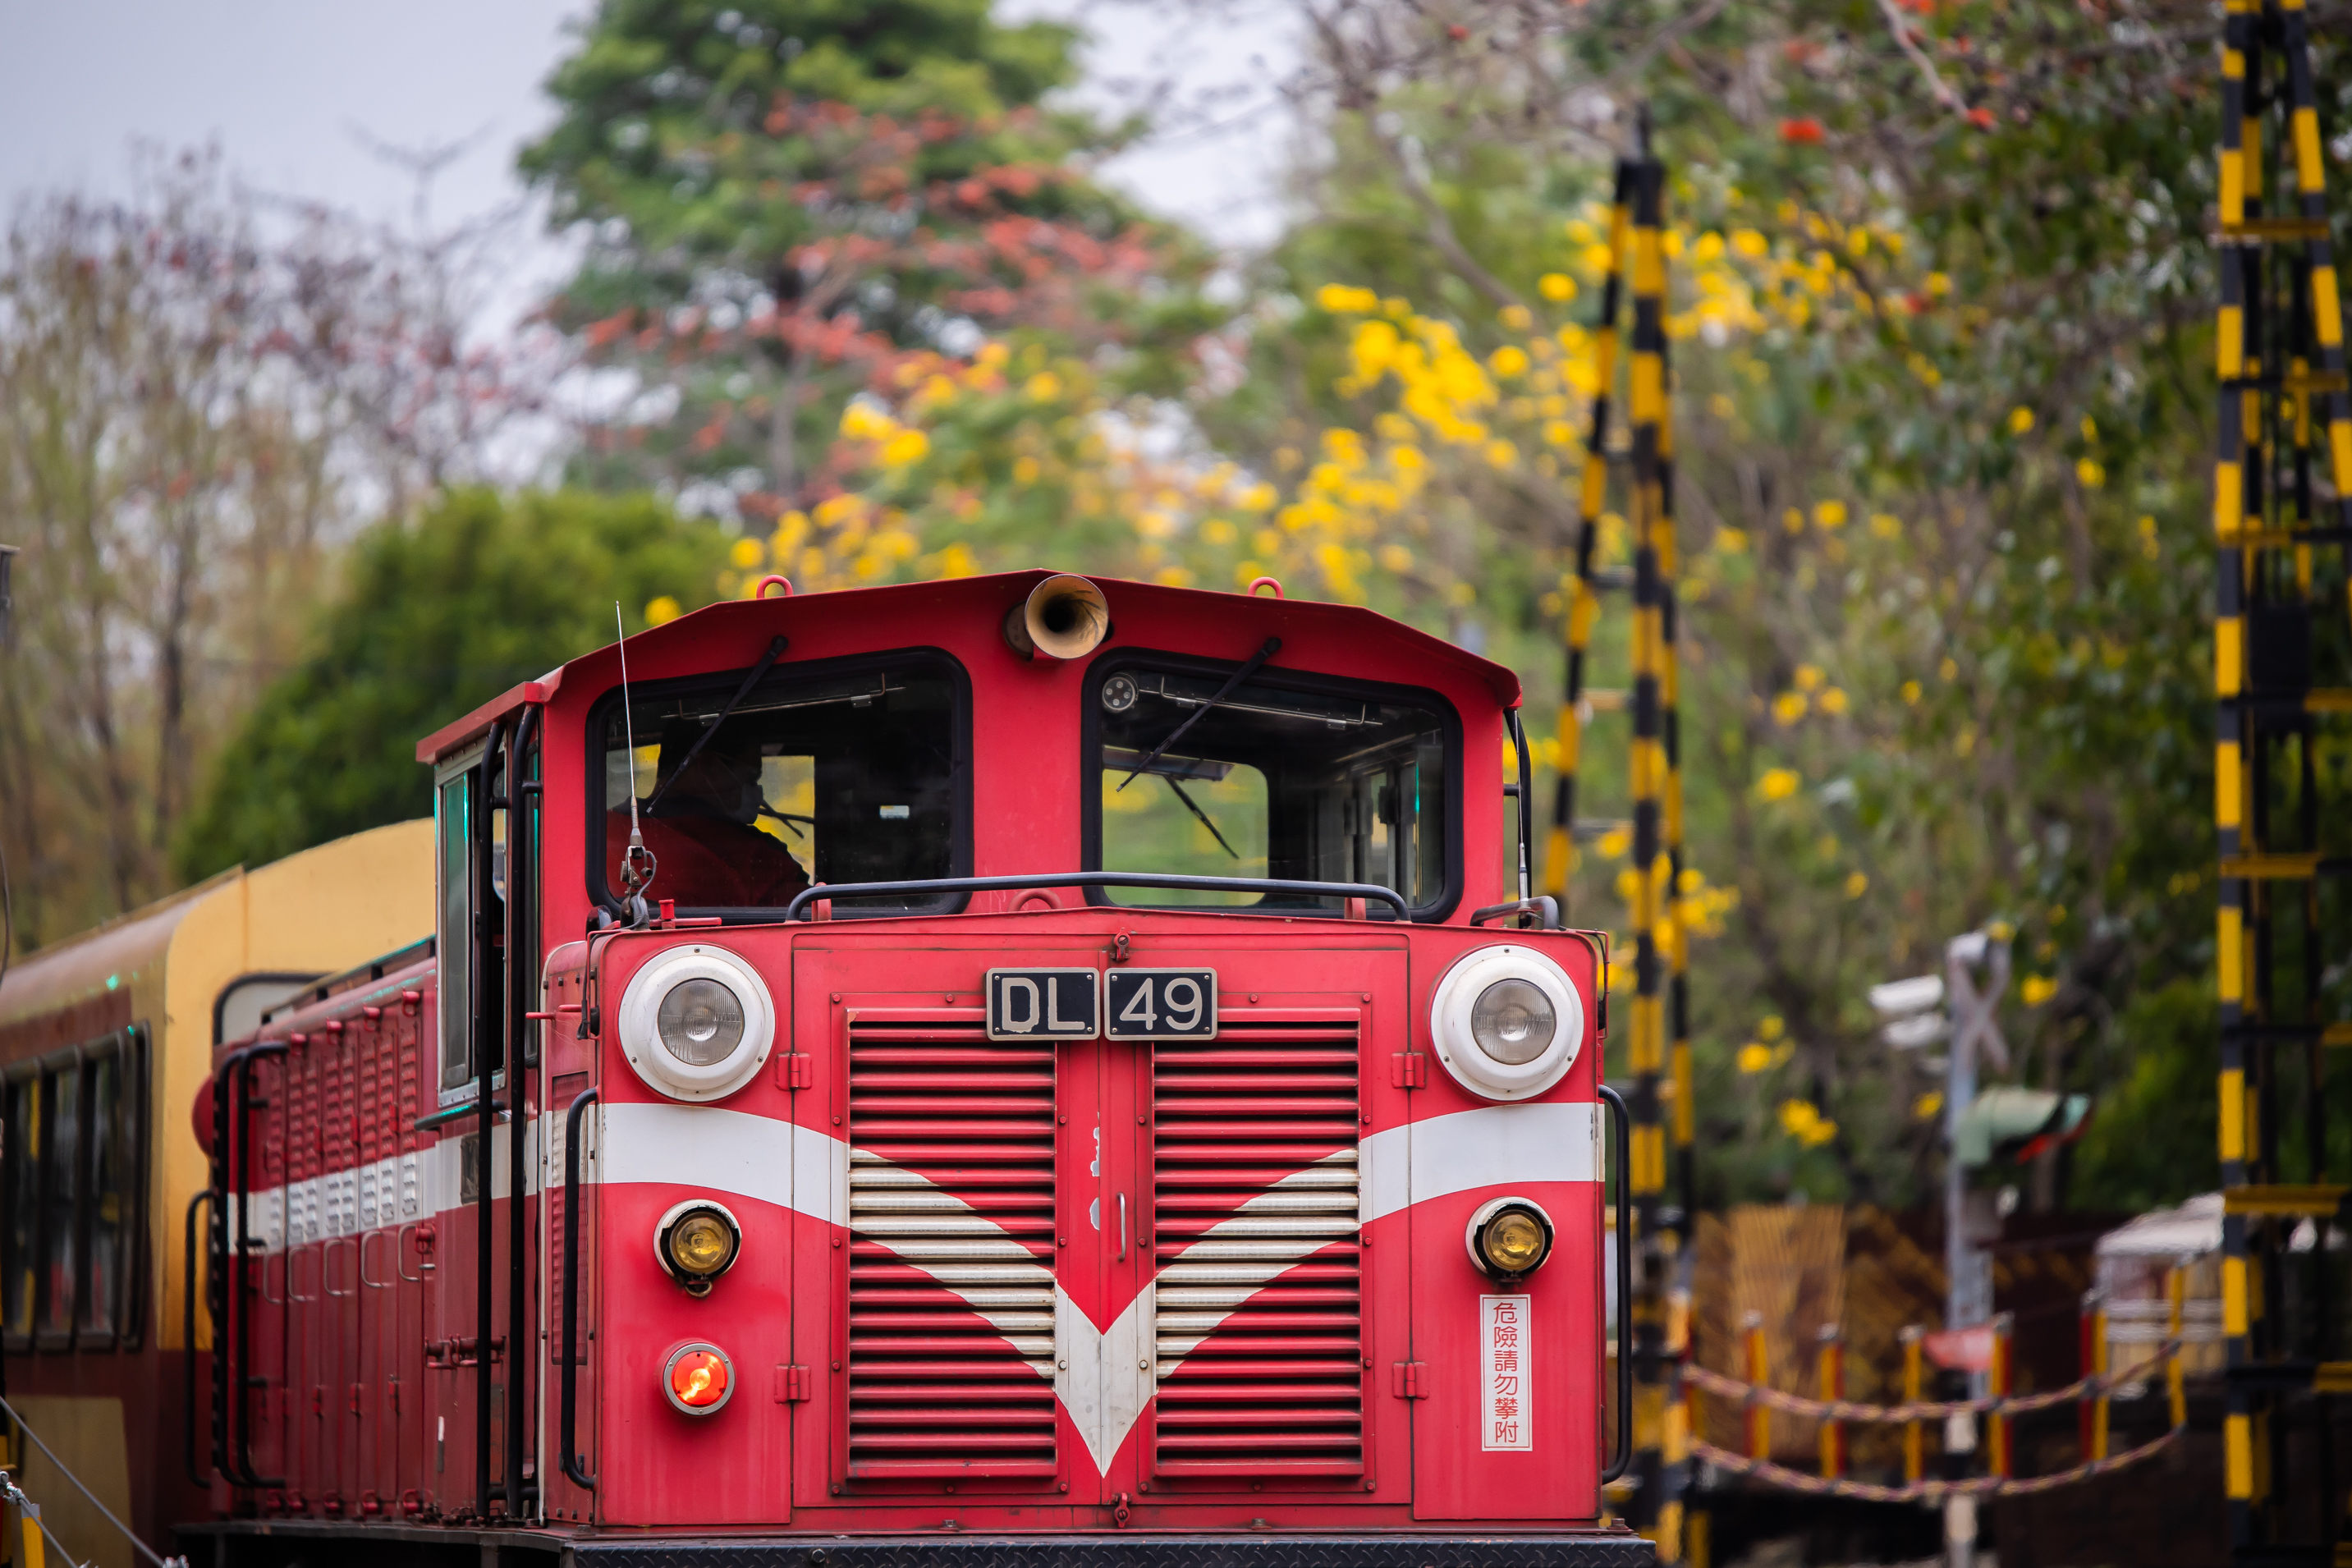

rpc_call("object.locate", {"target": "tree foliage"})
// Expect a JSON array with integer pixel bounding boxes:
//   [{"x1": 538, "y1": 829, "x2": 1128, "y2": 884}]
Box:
[{"x1": 174, "y1": 489, "x2": 728, "y2": 880}]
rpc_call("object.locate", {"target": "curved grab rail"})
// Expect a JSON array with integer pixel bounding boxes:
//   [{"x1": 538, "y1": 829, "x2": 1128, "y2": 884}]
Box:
[
  {"x1": 1598, "y1": 1083, "x2": 1634, "y2": 1484},
  {"x1": 183, "y1": 1188, "x2": 215, "y2": 1488},
  {"x1": 561, "y1": 1087, "x2": 600, "y2": 1492},
  {"x1": 782, "y1": 871, "x2": 1410, "y2": 924}
]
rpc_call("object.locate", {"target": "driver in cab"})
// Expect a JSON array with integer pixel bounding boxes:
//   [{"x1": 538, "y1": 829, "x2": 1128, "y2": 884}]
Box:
[{"x1": 607, "y1": 722, "x2": 811, "y2": 908}]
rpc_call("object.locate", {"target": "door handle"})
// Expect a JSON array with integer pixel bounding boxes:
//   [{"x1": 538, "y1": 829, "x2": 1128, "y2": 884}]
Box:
[{"x1": 1118, "y1": 1192, "x2": 1129, "y2": 1261}]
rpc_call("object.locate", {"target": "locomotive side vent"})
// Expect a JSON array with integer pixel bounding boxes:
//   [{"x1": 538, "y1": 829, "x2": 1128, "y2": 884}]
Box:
[
  {"x1": 1152, "y1": 1016, "x2": 1364, "y2": 1476},
  {"x1": 846, "y1": 1018, "x2": 1058, "y2": 1478}
]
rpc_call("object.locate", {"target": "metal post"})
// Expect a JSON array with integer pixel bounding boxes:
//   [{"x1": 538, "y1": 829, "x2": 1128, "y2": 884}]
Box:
[
  {"x1": 1741, "y1": 1311, "x2": 1767, "y2": 1460},
  {"x1": 1900, "y1": 1325, "x2": 1924, "y2": 1483},
  {"x1": 1816, "y1": 1324, "x2": 1844, "y2": 1479},
  {"x1": 1988, "y1": 1312, "x2": 2013, "y2": 1479},
  {"x1": 2080, "y1": 1290, "x2": 2109, "y2": 1461}
]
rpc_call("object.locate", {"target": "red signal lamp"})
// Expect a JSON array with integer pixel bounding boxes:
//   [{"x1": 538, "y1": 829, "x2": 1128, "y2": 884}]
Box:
[{"x1": 664, "y1": 1341, "x2": 735, "y2": 1415}]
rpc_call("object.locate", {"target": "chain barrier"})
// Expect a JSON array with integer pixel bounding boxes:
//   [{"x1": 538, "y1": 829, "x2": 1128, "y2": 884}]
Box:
[
  {"x1": 1690, "y1": 1424, "x2": 2185, "y2": 1502},
  {"x1": 1679, "y1": 1336, "x2": 2182, "y2": 1424}
]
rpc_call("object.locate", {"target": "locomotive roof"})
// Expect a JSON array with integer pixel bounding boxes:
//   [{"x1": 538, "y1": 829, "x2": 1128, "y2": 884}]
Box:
[{"x1": 417, "y1": 570, "x2": 1524, "y2": 765}]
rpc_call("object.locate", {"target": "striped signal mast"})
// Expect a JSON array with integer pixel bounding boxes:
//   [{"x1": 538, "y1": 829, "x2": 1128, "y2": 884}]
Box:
[
  {"x1": 2212, "y1": 0, "x2": 2352, "y2": 1558},
  {"x1": 1543, "y1": 109, "x2": 1696, "y2": 1563}
]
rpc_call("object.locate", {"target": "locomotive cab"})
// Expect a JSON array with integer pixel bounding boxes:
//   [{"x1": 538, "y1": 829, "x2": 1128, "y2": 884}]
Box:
[{"x1": 200, "y1": 570, "x2": 1640, "y2": 1566}]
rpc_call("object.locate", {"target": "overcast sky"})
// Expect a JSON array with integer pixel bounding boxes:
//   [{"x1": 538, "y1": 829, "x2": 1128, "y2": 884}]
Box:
[{"x1": 0, "y1": 0, "x2": 1300, "y2": 318}]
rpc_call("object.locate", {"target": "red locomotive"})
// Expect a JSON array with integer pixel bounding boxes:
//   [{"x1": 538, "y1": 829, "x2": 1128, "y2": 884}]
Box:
[{"x1": 180, "y1": 570, "x2": 1639, "y2": 1565}]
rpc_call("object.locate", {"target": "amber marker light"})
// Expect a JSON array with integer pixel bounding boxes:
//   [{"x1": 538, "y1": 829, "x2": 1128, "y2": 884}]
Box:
[
  {"x1": 664, "y1": 1342, "x2": 735, "y2": 1414},
  {"x1": 1465, "y1": 1196, "x2": 1555, "y2": 1280},
  {"x1": 653, "y1": 1199, "x2": 742, "y2": 1295}
]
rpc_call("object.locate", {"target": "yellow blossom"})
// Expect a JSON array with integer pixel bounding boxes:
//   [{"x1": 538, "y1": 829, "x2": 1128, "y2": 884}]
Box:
[
  {"x1": 1012, "y1": 456, "x2": 1041, "y2": 484},
  {"x1": 1737, "y1": 1043, "x2": 1773, "y2": 1074},
  {"x1": 1538, "y1": 272, "x2": 1578, "y2": 301},
  {"x1": 1732, "y1": 229, "x2": 1769, "y2": 259},
  {"x1": 1489, "y1": 345, "x2": 1529, "y2": 378},
  {"x1": 1782, "y1": 507, "x2": 1805, "y2": 534},
  {"x1": 1758, "y1": 767, "x2": 1801, "y2": 800},
  {"x1": 1484, "y1": 439, "x2": 1519, "y2": 469},
  {"x1": 729, "y1": 537, "x2": 763, "y2": 569},
  {"x1": 644, "y1": 594, "x2": 683, "y2": 626},
  {"x1": 1901, "y1": 680, "x2": 1923, "y2": 704},
  {"x1": 1597, "y1": 828, "x2": 1630, "y2": 860},
  {"x1": 1925, "y1": 272, "x2": 1951, "y2": 296},
  {"x1": 2008, "y1": 405, "x2": 2035, "y2": 435},
  {"x1": 1377, "y1": 543, "x2": 1413, "y2": 573},
  {"x1": 1870, "y1": 512, "x2": 1900, "y2": 539},
  {"x1": 1914, "y1": 1092, "x2": 1944, "y2": 1120},
  {"x1": 1317, "y1": 284, "x2": 1378, "y2": 314},
  {"x1": 1939, "y1": 656, "x2": 1959, "y2": 681},
  {"x1": 1580, "y1": 242, "x2": 1616, "y2": 274},
  {"x1": 1819, "y1": 687, "x2": 1849, "y2": 716},
  {"x1": 879, "y1": 429, "x2": 930, "y2": 466},
  {"x1": 1794, "y1": 664, "x2": 1824, "y2": 691},
  {"x1": 1544, "y1": 420, "x2": 1575, "y2": 447},
  {"x1": 1760, "y1": 1016, "x2": 1785, "y2": 1040},
  {"x1": 1778, "y1": 1099, "x2": 1837, "y2": 1146},
  {"x1": 1772, "y1": 691, "x2": 1808, "y2": 726},
  {"x1": 1844, "y1": 870, "x2": 1868, "y2": 898},
  {"x1": 2076, "y1": 458, "x2": 2105, "y2": 488},
  {"x1": 1024, "y1": 371, "x2": 1063, "y2": 401},
  {"x1": 1716, "y1": 527, "x2": 1749, "y2": 554},
  {"x1": 2021, "y1": 974, "x2": 2059, "y2": 1006},
  {"x1": 1814, "y1": 499, "x2": 1847, "y2": 529}
]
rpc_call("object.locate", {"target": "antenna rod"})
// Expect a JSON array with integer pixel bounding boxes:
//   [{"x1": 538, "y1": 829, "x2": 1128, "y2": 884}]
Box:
[{"x1": 615, "y1": 603, "x2": 655, "y2": 909}]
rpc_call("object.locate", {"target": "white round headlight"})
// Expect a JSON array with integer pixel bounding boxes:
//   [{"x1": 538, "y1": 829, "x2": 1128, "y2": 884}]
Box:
[
  {"x1": 1429, "y1": 945, "x2": 1584, "y2": 1100},
  {"x1": 617, "y1": 945, "x2": 774, "y2": 1102}
]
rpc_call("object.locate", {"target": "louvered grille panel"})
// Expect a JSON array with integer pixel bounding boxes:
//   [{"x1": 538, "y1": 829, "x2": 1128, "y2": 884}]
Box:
[
  {"x1": 1153, "y1": 1019, "x2": 1363, "y2": 1475},
  {"x1": 846, "y1": 1019, "x2": 1057, "y2": 1477}
]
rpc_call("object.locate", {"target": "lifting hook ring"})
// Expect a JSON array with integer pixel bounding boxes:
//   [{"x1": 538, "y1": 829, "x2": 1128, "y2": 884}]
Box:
[{"x1": 756, "y1": 575, "x2": 793, "y2": 599}]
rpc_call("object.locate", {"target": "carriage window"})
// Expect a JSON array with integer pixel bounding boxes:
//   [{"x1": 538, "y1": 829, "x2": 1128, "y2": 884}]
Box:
[
  {"x1": 1091, "y1": 663, "x2": 1453, "y2": 913},
  {"x1": 81, "y1": 1048, "x2": 132, "y2": 1336},
  {"x1": 598, "y1": 655, "x2": 962, "y2": 914},
  {"x1": 2, "y1": 1075, "x2": 36, "y2": 1338},
  {"x1": 40, "y1": 1062, "x2": 79, "y2": 1336}
]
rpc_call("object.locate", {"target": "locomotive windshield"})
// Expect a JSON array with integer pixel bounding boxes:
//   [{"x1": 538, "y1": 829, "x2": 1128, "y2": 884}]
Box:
[
  {"x1": 1088, "y1": 658, "x2": 1453, "y2": 915},
  {"x1": 596, "y1": 652, "x2": 965, "y2": 915}
]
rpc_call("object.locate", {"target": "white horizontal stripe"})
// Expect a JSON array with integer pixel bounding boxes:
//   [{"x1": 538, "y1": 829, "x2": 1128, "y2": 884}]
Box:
[{"x1": 1359, "y1": 1101, "x2": 1599, "y2": 1226}]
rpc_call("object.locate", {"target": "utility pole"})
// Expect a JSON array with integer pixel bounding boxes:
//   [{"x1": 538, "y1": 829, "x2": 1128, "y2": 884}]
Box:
[{"x1": 1873, "y1": 928, "x2": 2010, "y2": 1568}]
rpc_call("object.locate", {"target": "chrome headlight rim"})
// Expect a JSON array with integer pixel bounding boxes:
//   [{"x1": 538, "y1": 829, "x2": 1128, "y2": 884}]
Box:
[
  {"x1": 653, "y1": 1196, "x2": 743, "y2": 1291},
  {"x1": 1429, "y1": 943, "x2": 1584, "y2": 1100},
  {"x1": 663, "y1": 1339, "x2": 737, "y2": 1416},
  {"x1": 1464, "y1": 1194, "x2": 1557, "y2": 1280},
  {"x1": 617, "y1": 945, "x2": 775, "y2": 1102}
]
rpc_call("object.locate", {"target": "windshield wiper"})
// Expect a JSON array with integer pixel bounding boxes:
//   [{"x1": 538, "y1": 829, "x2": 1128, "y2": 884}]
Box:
[
  {"x1": 1162, "y1": 775, "x2": 1240, "y2": 859},
  {"x1": 1116, "y1": 637, "x2": 1281, "y2": 791},
  {"x1": 640, "y1": 635, "x2": 789, "y2": 817}
]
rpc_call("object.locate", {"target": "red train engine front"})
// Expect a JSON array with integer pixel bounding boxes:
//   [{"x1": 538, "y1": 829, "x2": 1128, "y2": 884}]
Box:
[{"x1": 194, "y1": 571, "x2": 1644, "y2": 1567}]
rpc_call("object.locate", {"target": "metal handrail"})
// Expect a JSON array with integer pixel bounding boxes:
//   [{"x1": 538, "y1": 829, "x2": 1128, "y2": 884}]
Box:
[
  {"x1": 182, "y1": 1189, "x2": 215, "y2": 1488},
  {"x1": 1598, "y1": 1084, "x2": 1634, "y2": 1485},
  {"x1": 561, "y1": 1087, "x2": 599, "y2": 1492},
  {"x1": 782, "y1": 871, "x2": 1411, "y2": 923},
  {"x1": 1469, "y1": 896, "x2": 1561, "y2": 929}
]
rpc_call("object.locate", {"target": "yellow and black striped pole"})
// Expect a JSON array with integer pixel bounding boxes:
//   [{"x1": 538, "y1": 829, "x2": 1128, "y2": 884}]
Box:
[
  {"x1": 1625, "y1": 130, "x2": 1680, "y2": 1552},
  {"x1": 2213, "y1": 0, "x2": 2352, "y2": 1554},
  {"x1": 1545, "y1": 160, "x2": 1631, "y2": 908}
]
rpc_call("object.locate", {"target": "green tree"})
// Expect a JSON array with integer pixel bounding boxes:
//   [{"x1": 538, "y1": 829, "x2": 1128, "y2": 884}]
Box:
[
  {"x1": 173, "y1": 488, "x2": 729, "y2": 879},
  {"x1": 521, "y1": 1, "x2": 1204, "y2": 510}
]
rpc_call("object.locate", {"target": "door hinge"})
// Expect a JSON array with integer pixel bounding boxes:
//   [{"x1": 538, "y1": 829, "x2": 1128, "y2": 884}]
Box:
[
  {"x1": 778, "y1": 1052, "x2": 813, "y2": 1089},
  {"x1": 1391, "y1": 1361, "x2": 1428, "y2": 1399},
  {"x1": 777, "y1": 1364, "x2": 813, "y2": 1402},
  {"x1": 1391, "y1": 1052, "x2": 1428, "y2": 1089}
]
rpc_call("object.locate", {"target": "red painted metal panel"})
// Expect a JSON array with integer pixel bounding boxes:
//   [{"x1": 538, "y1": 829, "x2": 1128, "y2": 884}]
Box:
[
  {"x1": 1150, "y1": 1018, "x2": 1364, "y2": 1478},
  {"x1": 845, "y1": 1016, "x2": 1058, "y2": 1479}
]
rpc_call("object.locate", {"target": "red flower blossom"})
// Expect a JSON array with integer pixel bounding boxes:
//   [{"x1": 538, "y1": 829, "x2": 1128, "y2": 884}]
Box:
[{"x1": 1779, "y1": 117, "x2": 1826, "y2": 145}]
